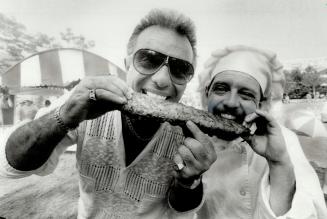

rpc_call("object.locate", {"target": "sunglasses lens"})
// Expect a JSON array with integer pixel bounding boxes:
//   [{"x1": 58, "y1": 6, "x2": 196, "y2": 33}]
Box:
[
  {"x1": 169, "y1": 58, "x2": 194, "y2": 84},
  {"x1": 133, "y1": 49, "x2": 194, "y2": 85},
  {"x1": 134, "y1": 49, "x2": 165, "y2": 75}
]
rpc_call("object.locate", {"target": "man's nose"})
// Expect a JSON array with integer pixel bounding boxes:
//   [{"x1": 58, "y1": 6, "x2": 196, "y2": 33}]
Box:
[
  {"x1": 224, "y1": 91, "x2": 240, "y2": 108},
  {"x1": 151, "y1": 65, "x2": 171, "y2": 88}
]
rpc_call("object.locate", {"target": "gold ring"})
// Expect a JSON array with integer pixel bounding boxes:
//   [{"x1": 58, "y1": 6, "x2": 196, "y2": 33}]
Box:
[{"x1": 89, "y1": 89, "x2": 97, "y2": 101}]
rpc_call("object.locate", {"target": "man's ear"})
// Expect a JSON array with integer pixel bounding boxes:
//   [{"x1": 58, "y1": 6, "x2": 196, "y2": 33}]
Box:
[{"x1": 124, "y1": 56, "x2": 132, "y2": 71}]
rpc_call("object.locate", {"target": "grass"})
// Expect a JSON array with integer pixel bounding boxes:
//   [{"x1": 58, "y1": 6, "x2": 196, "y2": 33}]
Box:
[{"x1": 0, "y1": 152, "x2": 79, "y2": 219}]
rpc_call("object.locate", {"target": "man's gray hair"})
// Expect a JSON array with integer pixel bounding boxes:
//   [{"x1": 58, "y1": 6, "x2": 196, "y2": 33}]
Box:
[{"x1": 127, "y1": 8, "x2": 197, "y2": 66}]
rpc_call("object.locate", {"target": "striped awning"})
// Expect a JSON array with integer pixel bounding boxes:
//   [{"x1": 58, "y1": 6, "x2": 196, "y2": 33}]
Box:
[{"x1": 1, "y1": 48, "x2": 126, "y2": 95}]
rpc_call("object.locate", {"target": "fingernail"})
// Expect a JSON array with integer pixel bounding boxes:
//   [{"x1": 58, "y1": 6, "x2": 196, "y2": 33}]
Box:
[
  {"x1": 126, "y1": 88, "x2": 134, "y2": 100},
  {"x1": 250, "y1": 123, "x2": 257, "y2": 135}
]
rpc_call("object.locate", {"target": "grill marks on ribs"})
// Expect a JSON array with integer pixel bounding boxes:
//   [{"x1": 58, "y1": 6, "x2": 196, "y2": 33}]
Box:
[{"x1": 121, "y1": 92, "x2": 250, "y2": 141}]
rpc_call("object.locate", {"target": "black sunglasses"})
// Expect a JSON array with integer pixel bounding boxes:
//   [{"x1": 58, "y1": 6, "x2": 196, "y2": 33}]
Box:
[{"x1": 133, "y1": 49, "x2": 194, "y2": 85}]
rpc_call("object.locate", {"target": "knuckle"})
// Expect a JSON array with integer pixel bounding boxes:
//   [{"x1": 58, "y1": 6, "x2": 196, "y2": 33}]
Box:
[
  {"x1": 178, "y1": 148, "x2": 192, "y2": 162},
  {"x1": 203, "y1": 162, "x2": 212, "y2": 171},
  {"x1": 198, "y1": 149, "x2": 209, "y2": 160},
  {"x1": 178, "y1": 145, "x2": 188, "y2": 154},
  {"x1": 183, "y1": 154, "x2": 194, "y2": 164},
  {"x1": 205, "y1": 135, "x2": 213, "y2": 145},
  {"x1": 184, "y1": 139, "x2": 201, "y2": 153},
  {"x1": 184, "y1": 137, "x2": 194, "y2": 145},
  {"x1": 81, "y1": 76, "x2": 95, "y2": 87},
  {"x1": 199, "y1": 132, "x2": 207, "y2": 140},
  {"x1": 202, "y1": 155, "x2": 215, "y2": 167}
]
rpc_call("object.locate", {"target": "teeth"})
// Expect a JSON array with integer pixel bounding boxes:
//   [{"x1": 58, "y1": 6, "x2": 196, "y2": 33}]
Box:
[
  {"x1": 146, "y1": 92, "x2": 166, "y2": 100},
  {"x1": 221, "y1": 113, "x2": 236, "y2": 120}
]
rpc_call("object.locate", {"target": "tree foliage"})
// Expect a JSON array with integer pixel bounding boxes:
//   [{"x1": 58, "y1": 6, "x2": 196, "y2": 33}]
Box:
[
  {"x1": 60, "y1": 28, "x2": 95, "y2": 49},
  {"x1": 302, "y1": 66, "x2": 321, "y2": 96},
  {"x1": 0, "y1": 13, "x2": 95, "y2": 75},
  {"x1": 284, "y1": 65, "x2": 327, "y2": 99}
]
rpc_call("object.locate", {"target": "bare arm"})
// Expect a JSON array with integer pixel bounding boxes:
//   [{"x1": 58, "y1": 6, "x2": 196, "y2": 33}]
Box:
[
  {"x1": 268, "y1": 161, "x2": 295, "y2": 215},
  {"x1": 245, "y1": 110, "x2": 295, "y2": 216},
  {"x1": 5, "y1": 110, "x2": 68, "y2": 171},
  {"x1": 6, "y1": 75, "x2": 131, "y2": 172}
]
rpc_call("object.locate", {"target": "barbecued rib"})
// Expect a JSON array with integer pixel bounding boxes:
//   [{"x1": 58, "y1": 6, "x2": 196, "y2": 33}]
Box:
[{"x1": 121, "y1": 92, "x2": 250, "y2": 141}]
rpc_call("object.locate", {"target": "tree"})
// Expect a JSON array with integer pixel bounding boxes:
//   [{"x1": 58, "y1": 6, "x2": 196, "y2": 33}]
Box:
[
  {"x1": 284, "y1": 68, "x2": 308, "y2": 98},
  {"x1": 60, "y1": 28, "x2": 95, "y2": 49},
  {"x1": 284, "y1": 65, "x2": 326, "y2": 99},
  {"x1": 0, "y1": 13, "x2": 95, "y2": 75},
  {"x1": 288, "y1": 68, "x2": 303, "y2": 82},
  {"x1": 301, "y1": 66, "x2": 322, "y2": 98}
]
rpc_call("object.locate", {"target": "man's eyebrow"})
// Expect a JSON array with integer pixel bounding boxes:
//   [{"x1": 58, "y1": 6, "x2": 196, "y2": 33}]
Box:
[
  {"x1": 211, "y1": 81, "x2": 227, "y2": 86},
  {"x1": 239, "y1": 87, "x2": 256, "y2": 93},
  {"x1": 209, "y1": 81, "x2": 227, "y2": 91},
  {"x1": 239, "y1": 87, "x2": 260, "y2": 99}
]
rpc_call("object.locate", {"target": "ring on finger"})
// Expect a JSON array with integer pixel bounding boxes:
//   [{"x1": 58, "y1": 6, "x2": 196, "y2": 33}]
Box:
[
  {"x1": 89, "y1": 89, "x2": 97, "y2": 101},
  {"x1": 177, "y1": 163, "x2": 185, "y2": 171}
]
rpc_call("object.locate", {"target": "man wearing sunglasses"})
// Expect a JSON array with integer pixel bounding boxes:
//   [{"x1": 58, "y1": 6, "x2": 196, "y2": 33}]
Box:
[{"x1": 1, "y1": 9, "x2": 216, "y2": 218}]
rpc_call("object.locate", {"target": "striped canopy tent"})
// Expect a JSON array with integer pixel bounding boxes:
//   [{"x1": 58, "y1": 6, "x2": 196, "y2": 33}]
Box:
[{"x1": 1, "y1": 48, "x2": 126, "y2": 96}]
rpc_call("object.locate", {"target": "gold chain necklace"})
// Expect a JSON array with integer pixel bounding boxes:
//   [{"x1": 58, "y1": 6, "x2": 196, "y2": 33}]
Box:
[{"x1": 124, "y1": 115, "x2": 153, "y2": 142}]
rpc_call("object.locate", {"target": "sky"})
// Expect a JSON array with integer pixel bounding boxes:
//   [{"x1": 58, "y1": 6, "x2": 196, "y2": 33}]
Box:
[{"x1": 1, "y1": 0, "x2": 327, "y2": 71}]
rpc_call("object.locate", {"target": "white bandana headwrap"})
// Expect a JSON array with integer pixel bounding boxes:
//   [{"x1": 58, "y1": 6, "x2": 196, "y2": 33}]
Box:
[{"x1": 198, "y1": 45, "x2": 284, "y2": 107}]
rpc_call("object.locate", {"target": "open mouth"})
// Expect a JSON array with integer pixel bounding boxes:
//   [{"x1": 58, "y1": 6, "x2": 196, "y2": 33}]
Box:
[{"x1": 141, "y1": 89, "x2": 168, "y2": 101}]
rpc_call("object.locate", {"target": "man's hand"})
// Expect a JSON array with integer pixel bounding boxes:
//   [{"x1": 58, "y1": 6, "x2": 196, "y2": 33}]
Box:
[
  {"x1": 244, "y1": 109, "x2": 295, "y2": 216},
  {"x1": 169, "y1": 121, "x2": 217, "y2": 212},
  {"x1": 243, "y1": 109, "x2": 290, "y2": 165},
  {"x1": 60, "y1": 75, "x2": 132, "y2": 128},
  {"x1": 173, "y1": 121, "x2": 217, "y2": 186}
]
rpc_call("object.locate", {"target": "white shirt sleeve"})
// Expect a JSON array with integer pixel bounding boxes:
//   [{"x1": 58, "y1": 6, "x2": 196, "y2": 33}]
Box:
[
  {"x1": 0, "y1": 91, "x2": 78, "y2": 178},
  {"x1": 254, "y1": 127, "x2": 327, "y2": 219}
]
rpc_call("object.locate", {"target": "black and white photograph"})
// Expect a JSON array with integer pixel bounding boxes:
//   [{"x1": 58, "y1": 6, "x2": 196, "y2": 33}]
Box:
[{"x1": 0, "y1": 0, "x2": 327, "y2": 218}]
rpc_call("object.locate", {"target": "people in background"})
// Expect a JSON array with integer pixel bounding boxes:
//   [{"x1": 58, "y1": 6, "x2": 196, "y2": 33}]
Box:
[
  {"x1": 282, "y1": 93, "x2": 290, "y2": 103},
  {"x1": 44, "y1": 99, "x2": 51, "y2": 107},
  {"x1": 17, "y1": 99, "x2": 38, "y2": 122}
]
